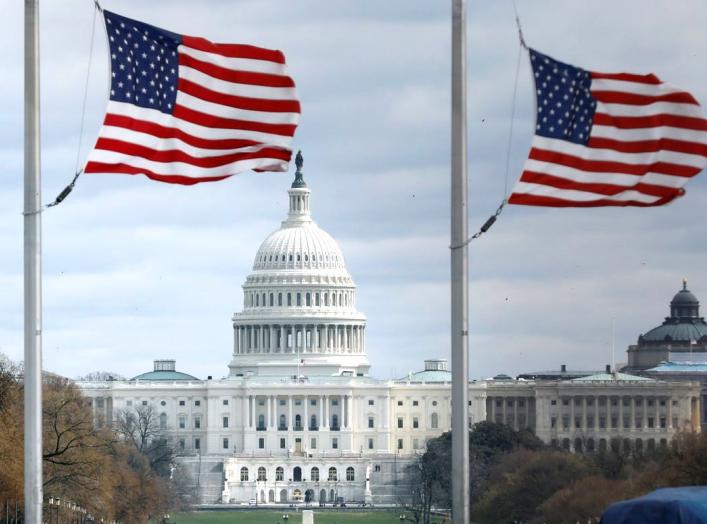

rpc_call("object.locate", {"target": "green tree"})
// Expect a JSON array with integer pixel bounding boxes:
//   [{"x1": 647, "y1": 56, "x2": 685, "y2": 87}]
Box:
[{"x1": 472, "y1": 449, "x2": 594, "y2": 524}]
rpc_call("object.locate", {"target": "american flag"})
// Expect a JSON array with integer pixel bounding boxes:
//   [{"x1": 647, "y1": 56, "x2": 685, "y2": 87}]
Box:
[
  {"x1": 84, "y1": 10, "x2": 300, "y2": 185},
  {"x1": 508, "y1": 49, "x2": 707, "y2": 207}
]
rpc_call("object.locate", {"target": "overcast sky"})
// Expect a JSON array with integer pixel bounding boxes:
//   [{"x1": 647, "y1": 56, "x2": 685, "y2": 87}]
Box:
[{"x1": 1, "y1": 1, "x2": 707, "y2": 381}]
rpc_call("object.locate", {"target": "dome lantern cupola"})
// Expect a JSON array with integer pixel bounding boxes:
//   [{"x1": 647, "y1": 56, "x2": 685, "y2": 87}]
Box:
[
  {"x1": 286, "y1": 151, "x2": 311, "y2": 225},
  {"x1": 670, "y1": 278, "x2": 700, "y2": 319}
]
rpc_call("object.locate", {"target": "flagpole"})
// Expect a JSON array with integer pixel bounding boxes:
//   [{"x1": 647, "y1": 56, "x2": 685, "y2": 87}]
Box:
[
  {"x1": 24, "y1": 0, "x2": 43, "y2": 522},
  {"x1": 450, "y1": 0, "x2": 470, "y2": 522}
]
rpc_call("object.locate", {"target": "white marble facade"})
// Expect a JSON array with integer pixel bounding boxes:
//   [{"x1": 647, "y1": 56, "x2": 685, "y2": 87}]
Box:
[{"x1": 78, "y1": 170, "x2": 702, "y2": 504}]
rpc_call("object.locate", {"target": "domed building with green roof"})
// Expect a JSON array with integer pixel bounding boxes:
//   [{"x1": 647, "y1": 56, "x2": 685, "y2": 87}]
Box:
[{"x1": 625, "y1": 280, "x2": 707, "y2": 372}]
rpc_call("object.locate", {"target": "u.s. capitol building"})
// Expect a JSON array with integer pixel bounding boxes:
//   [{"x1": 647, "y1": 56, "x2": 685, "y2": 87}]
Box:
[{"x1": 79, "y1": 164, "x2": 701, "y2": 505}]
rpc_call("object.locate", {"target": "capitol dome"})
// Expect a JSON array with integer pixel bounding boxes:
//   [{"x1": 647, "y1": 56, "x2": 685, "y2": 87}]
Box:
[{"x1": 228, "y1": 154, "x2": 369, "y2": 378}]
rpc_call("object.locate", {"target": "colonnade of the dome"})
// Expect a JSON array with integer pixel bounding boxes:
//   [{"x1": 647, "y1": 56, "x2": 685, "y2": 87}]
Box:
[{"x1": 233, "y1": 323, "x2": 366, "y2": 355}]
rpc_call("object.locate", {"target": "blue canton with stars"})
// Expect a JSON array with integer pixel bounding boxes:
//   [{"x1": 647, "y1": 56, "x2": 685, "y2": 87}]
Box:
[
  {"x1": 530, "y1": 49, "x2": 597, "y2": 145},
  {"x1": 105, "y1": 11, "x2": 182, "y2": 115}
]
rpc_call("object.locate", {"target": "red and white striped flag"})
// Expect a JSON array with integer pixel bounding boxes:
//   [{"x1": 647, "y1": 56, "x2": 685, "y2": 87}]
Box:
[
  {"x1": 84, "y1": 10, "x2": 300, "y2": 185},
  {"x1": 509, "y1": 49, "x2": 707, "y2": 207}
]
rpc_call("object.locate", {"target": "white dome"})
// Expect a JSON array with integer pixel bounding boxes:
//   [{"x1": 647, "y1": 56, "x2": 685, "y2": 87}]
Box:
[
  {"x1": 253, "y1": 223, "x2": 347, "y2": 272},
  {"x1": 229, "y1": 164, "x2": 370, "y2": 378}
]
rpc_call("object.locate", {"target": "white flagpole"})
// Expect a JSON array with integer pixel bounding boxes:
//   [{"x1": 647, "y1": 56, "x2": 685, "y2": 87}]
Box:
[
  {"x1": 451, "y1": 0, "x2": 470, "y2": 522},
  {"x1": 24, "y1": 0, "x2": 43, "y2": 522}
]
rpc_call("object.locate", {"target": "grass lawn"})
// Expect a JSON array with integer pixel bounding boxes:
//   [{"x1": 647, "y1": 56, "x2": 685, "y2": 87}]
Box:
[{"x1": 169, "y1": 510, "x2": 406, "y2": 524}]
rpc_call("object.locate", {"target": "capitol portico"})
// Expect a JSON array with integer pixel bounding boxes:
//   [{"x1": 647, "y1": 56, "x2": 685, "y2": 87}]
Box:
[{"x1": 78, "y1": 158, "x2": 702, "y2": 505}]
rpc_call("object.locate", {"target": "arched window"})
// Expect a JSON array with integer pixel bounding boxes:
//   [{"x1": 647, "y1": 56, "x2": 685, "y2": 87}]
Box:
[
  {"x1": 269, "y1": 293, "x2": 274, "y2": 306},
  {"x1": 159, "y1": 413, "x2": 167, "y2": 429},
  {"x1": 311, "y1": 467, "x2": 319, "y2": 481},
  {"x1": 256, "y1": 294, "x2": 259, "y2": 306},
  {"x1": 310, "y1": 414, "x2": 317, "y2": 429},
  {"x1": 346, "y1": 467, "x2": 355, "y2": 481},
  {"x1": 324, "y1": 294, "x2": 329, "y2": 306},
  {"x1": 240, "y1": 467, "x2": 249, "y2": 481},
  {"x1": 262, "y1": 293, "x2": 266, "y2": 306},
  {"x1": 315, "y1": 293, "x2": 320, "y2": 306},
  {"x1": 279, "y1": 414, "x2": 287, "y2": 430},
  {"x1": 258, "y1": 467, "x2": 267, "y2": 481},
  {"x1": 258, "y1": 414, "x2": 265, "y2": 430},
  {"x1": 332, "y1": 414, "x2": 339, "y2": 430},
  {"x1": 276, "y1": 467, "x2": 284, "y2": 481},
  {"x1": 328, "y1": 467, "x2": 337, "y2": 481},
  {"x1": 332, "y1": 293, "x2": 337, "y2": 306},
  {"x1": 431, "y1": 413, "x2": 439, "y2": 429},
  {"x1": 297, "y1": 293, "x2": 302, "y2": 306},
  {"x1": 306, "y1": 293, "x2": 311, "y2": 306},
  {"x1": 295, "y1": 414, "x2": 302, "y2": 430},
  {"x1": 287, "y1": 293, "x2": 292, "y2": 306}
]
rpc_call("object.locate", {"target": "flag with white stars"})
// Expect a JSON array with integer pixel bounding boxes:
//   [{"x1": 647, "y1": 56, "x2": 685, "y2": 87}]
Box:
[
  {"x1": 509, "y1": 49, "x2": 707, "y2": 207},
  {"x1": 84, "y1": 10, "x2": 300, "y2": 185}
]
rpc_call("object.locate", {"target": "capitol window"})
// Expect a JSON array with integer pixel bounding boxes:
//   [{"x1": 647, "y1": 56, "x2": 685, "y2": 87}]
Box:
[
  {"x1": 306, "y1": 293, "x2": 311, "y2": 306},
  {"x1": 278, "y1": 293, "x2": 283, "y2": 306},
  {"x1": 179, "y1": 416, "x2": 186, "y2": 429},
  {"x1": 269, "y1": 293, "x2": 274, "y2": 306},
  {"x1": 315, "y1": 294, "x2": 320, "y2": 306},
  {"x1": 179, "y1": 400, "x2": 185, "y2": 406},
  {"x1": 368, "y1": 438, "x2": 374, "y2": 449},
  {"x1": 332, "y1": 438, "x2": 338, "y2": 449},
  {"x1": 223, "y1": 416, "x2": 229, "y2": 428},
  {"x1": 324, "y1": 294, "x2": 329, "y2": 306},
  {"x1": 346, "y1": 467, "x2": 355, "y2": 481},
  {"x1": 413, "y1": 417, "x2": 419, "y2": 429},
  {"x1": 240, "y1": 467, "x2": 249, "y2": 481},
  {"x1": 276, "y1": 467, "x2": 284, "y2": 481},
  {"x1": 397, "y1": 439, "x2": 403, "y2": 450},
  {"x1": 397, "y1": 418, "x2": 403, "y2": 429},
  {"x1": 297, "y1": 293, "x2": 301, "y2": 306},
  {"x1": 280, "y1": 438, "x2": 286, "y2": 449},
  {"x1": 328, "y1": 467, "x2": 338, "y2": 481},
  {"x1": 368, "y1": 399, "x2": 374, "y2": 406},
  {"x1": 287, "y1": 293, "x2": 292, "y2": 306},
  {"x1": 311, "y1": 467, "x2": 319, "y2": 481},
  {"x1": 194, "y1": 438, "x2": 200, "y2": 450},
  {"x1": 258, "y1": 467, "x2": 267, "y2": 481},
  {"x1": 431, "y1": 413, "x2": 439, "y2": 429},
  {"x1": 368, "y1": 417, "x2": 374, "y2": 428},
  {"x1": 223, "y1": 438, "x2": 229, "y2": 449}
]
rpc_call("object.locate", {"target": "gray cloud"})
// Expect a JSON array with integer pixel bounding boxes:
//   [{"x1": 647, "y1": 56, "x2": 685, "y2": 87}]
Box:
[{"x1": 1, "y1": 0, "x2": 706, "y2": 380}]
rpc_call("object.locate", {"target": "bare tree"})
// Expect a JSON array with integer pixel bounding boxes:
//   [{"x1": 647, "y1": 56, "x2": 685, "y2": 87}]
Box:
[
  {"x1": 76, "y1": 371, "x2": 126, "y2": 382},
  {"x1": 115, "y1": 404, "x2": 174, "y2": 476}
]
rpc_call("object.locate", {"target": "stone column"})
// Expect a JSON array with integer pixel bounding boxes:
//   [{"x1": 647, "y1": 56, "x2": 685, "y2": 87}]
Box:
[
  {"x1": 570, "y1": 397, "x2": 575, "y2": 434},
  {"x1": 319, "y1": 395, "x2": 324, "y2": 428},
  {"x1": 344, "y1": 395, "x2": 349, "y2": 429},
  {"x1": 270, "y1": 326, "x2": 276, "y2": 352},
  {"x1": 304, "y1": 395, "x2": 309, "y2": 429},
  {"x1": 288, "y1": 396, "x2": 293, "y2": 431},
  {"x1": 324, "y1": 395, "x2": 329, "y2": 428},
  {"x1": 594, "y1": 397, "x2": 599, "y2": 430},
  {"x1": 266, "y1": 395, "x2": 271, "y2": 429},
  {"x1": 248, "y1": 395, "x2": 253, "y2": 429},
  {"x1": 668, "y1": 397, "x2": 673, "y2": 429},
  {"x1": 630, "y1": 397, "x2": 636, "y2": 431}
]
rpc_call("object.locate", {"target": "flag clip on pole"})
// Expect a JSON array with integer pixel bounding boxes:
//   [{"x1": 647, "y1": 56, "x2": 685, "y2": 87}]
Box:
[
  {"x1": 24, "y1": 0, "x2": 43, "y2": 523},
  {"x1": 451, "y1": 0, "x2": 470, "y2": 523}
]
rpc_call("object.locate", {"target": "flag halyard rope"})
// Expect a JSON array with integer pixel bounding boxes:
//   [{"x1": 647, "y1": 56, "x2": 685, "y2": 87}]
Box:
[
  {"x1": 450, "y1": 2, "x2": 527, "y2": 249},
  {"x1": 43, "y1": 0, "x2": 98, "y2": 211}
]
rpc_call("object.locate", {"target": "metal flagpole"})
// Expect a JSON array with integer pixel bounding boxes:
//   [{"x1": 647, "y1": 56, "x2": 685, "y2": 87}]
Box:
[
  {"x1": 450, "y1": 0, "x2": 470, "y2": 522},
  {"x1": 24, "y1": 0, "x2": 44, "y2": 522}
]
